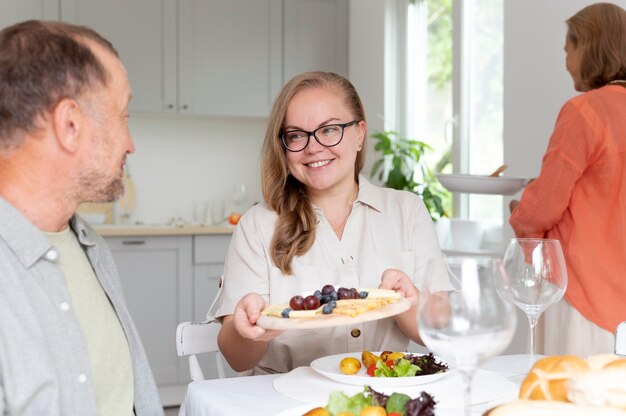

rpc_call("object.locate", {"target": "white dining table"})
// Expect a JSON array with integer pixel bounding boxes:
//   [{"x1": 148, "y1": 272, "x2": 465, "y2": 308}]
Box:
[{"x1": 179, "y1": 354, "x2": 538, "y2": 416}]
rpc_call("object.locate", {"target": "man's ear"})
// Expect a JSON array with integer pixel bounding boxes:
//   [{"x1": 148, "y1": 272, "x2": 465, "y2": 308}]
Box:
[{"x1": 51, "y1": 98, "x2": 83, "y2": 152}]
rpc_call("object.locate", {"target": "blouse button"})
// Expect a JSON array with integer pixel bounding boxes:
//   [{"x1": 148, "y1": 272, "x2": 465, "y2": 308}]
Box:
[
  {"x1": 78, "y1": 374, "x2": 87, "y2": 384},
  {"x1": 350, "y1": 328, "x2": 361, "y2": 338},
  {"x1": 60, "y1": 302, "x2": 70, "y2": 311}
]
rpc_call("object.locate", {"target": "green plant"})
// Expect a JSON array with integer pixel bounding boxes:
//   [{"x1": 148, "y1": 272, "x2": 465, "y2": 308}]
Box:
[{"x1": 370, "y1": 130, "x2": 450, "y2": 222}]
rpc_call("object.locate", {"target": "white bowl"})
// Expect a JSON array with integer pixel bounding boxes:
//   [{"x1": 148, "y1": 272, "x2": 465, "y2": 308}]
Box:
[{"x1": 436, "y1": 174, "x2": 528, "y2": 195}]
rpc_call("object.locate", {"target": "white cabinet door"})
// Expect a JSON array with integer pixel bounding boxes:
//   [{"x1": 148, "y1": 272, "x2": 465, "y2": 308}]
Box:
[
  {"x1": 60, "y1": 0, "x2": 177, "y2": 114},
  {"x1": 178, "y1": 0, "x2": 282, "y2": 117},
  {"x1": 283, "y1": 0, "x2": 349, "y2": 81},
  {"x1": 106, "y1": 236, "x2": 193, "y2": 386},
  {"x1": 192, "y1": 234, "x2": 238, "y2": 379},
  {"x1": 0, "y1": 0, "x2": 58, "y2": 28}
]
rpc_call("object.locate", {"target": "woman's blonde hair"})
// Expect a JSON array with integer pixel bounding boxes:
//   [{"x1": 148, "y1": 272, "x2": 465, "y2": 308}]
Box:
[
  {"x1": 261, "y1": 71, "x2": 366, "y2": 274},
  {"x1": 566, "y1": 2, "x2": 626, "y2": 90}
]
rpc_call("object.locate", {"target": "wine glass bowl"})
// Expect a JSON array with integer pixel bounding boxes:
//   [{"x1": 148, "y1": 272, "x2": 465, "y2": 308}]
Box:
[
  {"x1": 418, "y1": 256, "x2": 517, "y2": 415},
  {"x1": 502, "y1": 238, "x2": 567, "y2": 360}
]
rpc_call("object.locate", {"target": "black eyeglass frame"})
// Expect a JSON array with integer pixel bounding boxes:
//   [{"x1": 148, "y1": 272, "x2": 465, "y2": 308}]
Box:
[{"x1": 280, "y1": 119, "x2": 361, "y2": 152}]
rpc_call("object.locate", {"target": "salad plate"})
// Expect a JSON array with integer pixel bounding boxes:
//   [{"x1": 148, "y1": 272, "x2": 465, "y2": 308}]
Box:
[
  {"x1": 256, "y1": 297, "x2": 411, "y2": 330},
  {"x1": 310, "y1": 352, "x2": 451, "y2": 387},
  {"x1": 436, "y1": 174, "x2": 528, "y2": 195},
  {"x1": 274, "y1": 366, "x2": 517, "y2": 408}
]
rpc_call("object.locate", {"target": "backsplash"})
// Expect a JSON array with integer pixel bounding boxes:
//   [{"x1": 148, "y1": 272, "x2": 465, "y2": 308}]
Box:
[{"x1": 126, "y1": 114, "x2": 266, "y2": 225}]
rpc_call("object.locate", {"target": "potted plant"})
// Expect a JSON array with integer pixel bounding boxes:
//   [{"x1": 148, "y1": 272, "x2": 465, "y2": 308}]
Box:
[{"x1": 370, "y1": 130, "x2": 451, "y2": 222}]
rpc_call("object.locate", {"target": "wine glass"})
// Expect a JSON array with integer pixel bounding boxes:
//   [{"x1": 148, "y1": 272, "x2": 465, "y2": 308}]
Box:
[
  {"x1": 418, "y1": 256, "x2": 517, "y2": 416},
  {"x1": 502, "y1": 238, "x2": 567, "y2": 364}
]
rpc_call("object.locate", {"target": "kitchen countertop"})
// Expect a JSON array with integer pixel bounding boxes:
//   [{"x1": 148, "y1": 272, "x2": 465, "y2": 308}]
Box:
[{"x1": 94, "y1": 224, "x2": 235, "y2": 237}]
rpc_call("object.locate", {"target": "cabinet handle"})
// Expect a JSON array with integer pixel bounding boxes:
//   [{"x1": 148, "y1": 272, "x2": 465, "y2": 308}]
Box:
[
  {"x1": 166, "y1": 104, "x2": 174, "y2": 109},
  {"x1": 122, "y1": 240, "x2": 146, "y2": 245},
  {"x1": 181, "y1": 104, "x2": 189, "y2": 110}
]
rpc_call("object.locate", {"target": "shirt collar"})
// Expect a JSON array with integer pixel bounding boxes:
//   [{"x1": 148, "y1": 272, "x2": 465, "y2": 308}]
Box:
[
  {"x1": 0, "y1": 197, "x2": 98, "y2": 268},
  {"x1": 356, "y1": 175, "x2": 384, "y2": 213}
]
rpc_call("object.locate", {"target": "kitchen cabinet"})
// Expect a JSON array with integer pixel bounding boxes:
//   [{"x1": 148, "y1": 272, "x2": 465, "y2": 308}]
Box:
[
  {"x1": 178, "y1": 0, "x2": 282, "y2": 117},
  {"x1": 104, "y1": 232, "x2": 235, "y2": 401},
  {"x1": 191, "y1": 234, "x2": 238, "y2": 379},
  {"x1": 61, "y1": 0, "x2": 279, "y2": 116},
  {"x1": 0, "y1": 0, "x2": 59, "y2": 28},
  {"x1": 58, "y1": 0, "x2": 348, "y2": 117},
  {"x1": 283, "y1": 0, "x2": 349, "y2": 81},
  {"x1": 105, "y1": 235, "x2": 194, "y2": 386},
  {"x1": 60, "y1": 0, "x2": 177, "y2": 114}
]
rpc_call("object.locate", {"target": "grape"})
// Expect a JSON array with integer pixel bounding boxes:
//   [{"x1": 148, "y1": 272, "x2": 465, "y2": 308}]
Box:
[
  {"x1": 350, "y1": 288, "x2": 359, "y2": 299},
  {"x1": 281, "y1": 308, "x2": 291, "y2": 318},
  {"x1": 303, "y1": 295, "x2": 320, "y2": 310},
  {"x1": 337, "y1": 287, "x2": 351, "y2": 300},
  {"x1": 313, "y1": 290, "x2": 322, "y2": 300},
  {"x1": 321, "y1": 284, "x2": 335, "y2": 295},
  {"x1": 289, "y1": 295, "x2": 304, "y2": 310},
  {"x1": 322, "y1": 304, "x2": 333, "y2": 314},
  {"x1": 359, "y1": 291, "x2": 368, "y2": 299},
  {"x1": 320, "y1": 294, "x2": 333, "y2": 305},
  {"x1": 329, "y1": 290, "x2": 339, "y2": 301}
]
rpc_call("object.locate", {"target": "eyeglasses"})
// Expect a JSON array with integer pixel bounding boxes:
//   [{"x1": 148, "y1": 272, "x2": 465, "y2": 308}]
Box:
[{"x1": 280, "y1": 120, "x2": 360, "y2": 152}]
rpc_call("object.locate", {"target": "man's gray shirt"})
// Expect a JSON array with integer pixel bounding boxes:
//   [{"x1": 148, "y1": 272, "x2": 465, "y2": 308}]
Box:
[{"x1": 0, "y1": 198, "x2": 164, "y2": 415}]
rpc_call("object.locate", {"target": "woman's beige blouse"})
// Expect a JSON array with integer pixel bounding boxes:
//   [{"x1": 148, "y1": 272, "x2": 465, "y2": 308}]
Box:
[{"x1": 215, "y1": 176, "x2": 447, "y2": 374}]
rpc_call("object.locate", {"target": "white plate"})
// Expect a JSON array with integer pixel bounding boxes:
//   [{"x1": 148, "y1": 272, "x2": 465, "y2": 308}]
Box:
[
  {"x1": 310, "y1": 352, "x2": 451, "y2": 387},
  {"x1": 273, "y1": 366, "x2": 517, "y2": 409},
  {"x1": 257, "y1": 298, "x2": 411, "y2": 330},
  {"x1": 436, "y1": 174, "x2": 528, "y2": 195}
]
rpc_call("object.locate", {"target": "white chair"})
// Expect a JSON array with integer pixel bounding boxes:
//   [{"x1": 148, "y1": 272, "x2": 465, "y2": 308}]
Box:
[
  {"x1": 176, "y1": 320, "x2": 225, "y2": 381},
  {"x1": 616, "y1": 321, "x2": 626, "y2": 356}
]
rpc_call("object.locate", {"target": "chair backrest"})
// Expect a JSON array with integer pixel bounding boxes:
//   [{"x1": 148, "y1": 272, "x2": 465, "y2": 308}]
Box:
[
  {"x1": 616, "y1": 321, "x2": 626, "y2": 356},
  {"x1": 176, "y1": 321, "x2": 225, "y2": 381}
]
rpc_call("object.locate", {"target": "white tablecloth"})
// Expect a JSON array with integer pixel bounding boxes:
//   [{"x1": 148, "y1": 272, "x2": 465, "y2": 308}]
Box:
[{"x1": 179, "y1": 355, "x2": 538, "y2": 416}]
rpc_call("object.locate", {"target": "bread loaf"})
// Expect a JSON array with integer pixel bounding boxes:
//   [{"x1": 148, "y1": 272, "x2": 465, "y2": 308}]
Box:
[
  {"x1": 568, "y1": 368, "x2": 626, "y2": 410},
  {"x1": 519, "y1": 355, "x2": 590, "y2": 401},
  {"x1": 485, "y1": 399, "x2": 626, "y2": 415}
]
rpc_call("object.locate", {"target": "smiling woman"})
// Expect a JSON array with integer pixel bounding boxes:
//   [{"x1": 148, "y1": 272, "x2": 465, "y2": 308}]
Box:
[{"x1": 212, "y1": 71, "x2": 451, "y2": 376}]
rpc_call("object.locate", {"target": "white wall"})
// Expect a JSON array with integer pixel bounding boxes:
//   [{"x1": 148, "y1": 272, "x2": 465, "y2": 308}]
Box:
[{"x1": 127, "y1": 115, "x2": 265, "y2": 224}]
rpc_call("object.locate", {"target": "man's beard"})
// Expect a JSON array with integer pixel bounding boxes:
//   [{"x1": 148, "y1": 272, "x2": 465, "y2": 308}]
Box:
[{"x1": 78, "y1": 172, "x2": 125, "y2": 203}]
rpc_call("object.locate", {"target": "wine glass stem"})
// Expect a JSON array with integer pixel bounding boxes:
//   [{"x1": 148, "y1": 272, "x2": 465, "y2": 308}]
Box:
[
  {"x1": 528, "y1": 314, "x2": 539, "y2": 364},
  {"x1": 461, "y1": 369, "x2": 475, "y2": 416}
]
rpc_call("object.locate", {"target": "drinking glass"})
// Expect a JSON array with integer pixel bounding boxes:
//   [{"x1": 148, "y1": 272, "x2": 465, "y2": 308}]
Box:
[
  {"x1": 502, "y1": 238, "x2": 567, "y2": 363},
  {"x1": 418, "y1": 256, "x2": 517, "y2": 416},
  {"x1": 232, "y1": 183, "x2": 247, "y2": 212}
]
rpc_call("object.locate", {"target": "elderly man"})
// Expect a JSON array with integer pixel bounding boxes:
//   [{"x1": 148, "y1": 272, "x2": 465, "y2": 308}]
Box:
[{"x1": 0, "y1": 21, "x2": 163, "y2": 415}]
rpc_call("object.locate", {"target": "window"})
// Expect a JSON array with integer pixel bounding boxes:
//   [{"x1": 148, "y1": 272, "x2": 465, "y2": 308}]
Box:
[{"x1": 396, "y1": 0, "x2": 504, "y2": 222}]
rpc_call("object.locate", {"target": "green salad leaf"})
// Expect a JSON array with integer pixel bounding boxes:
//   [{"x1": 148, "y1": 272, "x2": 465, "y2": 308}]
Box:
[
  {"x1": 374, "y1": 358, "x2": 420, "y2": 377},
  {"x1": 326, "y1": 390, "x2": 372, "y2": 415}
]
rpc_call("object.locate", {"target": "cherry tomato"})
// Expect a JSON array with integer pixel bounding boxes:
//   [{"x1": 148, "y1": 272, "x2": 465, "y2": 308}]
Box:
[
  {"x1": 386, "y1": 359, "x2": 394, "y2": 370},
  {"x1": 367, "y1": 363, "x2": 377, "y2": 377},
  {"x1": 388, "y1": 413, "x2": 402, "y2": 416}
]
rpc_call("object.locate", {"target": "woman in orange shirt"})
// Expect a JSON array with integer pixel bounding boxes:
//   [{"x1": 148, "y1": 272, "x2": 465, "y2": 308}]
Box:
[{"x1": 509, "y1": 2, "x2": 626, "y2": 357}]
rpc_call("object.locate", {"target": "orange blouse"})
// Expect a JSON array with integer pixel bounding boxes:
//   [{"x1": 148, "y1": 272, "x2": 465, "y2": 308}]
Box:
[{"x1": 510, "y1": 85, "x2": 626, "y2": 333}]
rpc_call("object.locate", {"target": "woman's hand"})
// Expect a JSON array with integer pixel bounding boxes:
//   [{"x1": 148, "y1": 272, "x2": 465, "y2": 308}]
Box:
[
  {"x1": 379, "y1": 268, "x2": 420, "y2": 306},
  {"x1": 379, "y1": 268, "x2": 422, "y2": 344},
  {"x1": 509, "y1": 199, "x2": 520, "y2": 213},
  {"x1": 232, "y1": 293, "x2": 283, "y2": 342}
]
